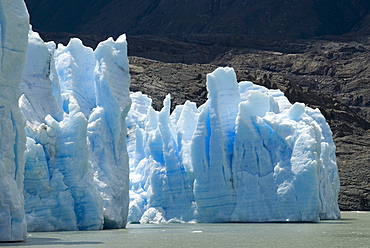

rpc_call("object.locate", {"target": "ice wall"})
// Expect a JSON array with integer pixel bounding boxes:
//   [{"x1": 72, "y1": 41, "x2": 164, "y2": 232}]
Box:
[
  {"x1": 0, "y1": 0, "x2": 29, "y2": 242},
  {"x1": 127, "y1": 93, "x2": 196, "y2": 223},
  {"x1": 17, "y1": 24, "x2": 339, "y2": 230},
  {"x1": 88, "y1": 35, "x2": 131, "y2": 228},
  {"x1": 20, "y1": 30, "x2": 131, "y2": 231},
  {"x1": 127, "y1": 67, "x2": 340, "y2": 223}
]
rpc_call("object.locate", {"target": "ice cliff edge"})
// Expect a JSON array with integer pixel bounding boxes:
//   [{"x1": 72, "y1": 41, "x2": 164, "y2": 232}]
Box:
[
  {"x1": 127, "y1": 67, "x2": 340, "y2": 223},
  {"x1": 21, "y1": 30, "x2": 131, "y2": 231},
  {"x1": 1, "y1": 0, "x2": 340, "y2": 241},
  {"x1": 0, "y1": 0, "x2": 29, "y2": 242},
  {"x1": 1, "y1": 1, "x2": 131, "y2": 238}
]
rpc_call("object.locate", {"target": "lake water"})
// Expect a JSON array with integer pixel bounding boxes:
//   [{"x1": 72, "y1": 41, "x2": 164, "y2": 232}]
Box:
[{"x1": 1, "y1": 212, "x2": 369, "y2": 248}]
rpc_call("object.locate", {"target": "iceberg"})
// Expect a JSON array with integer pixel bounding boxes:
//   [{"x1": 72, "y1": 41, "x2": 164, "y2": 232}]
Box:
[
  {"x1": 20, "y1": 29, "x2": 131, "y2": 231},
  {"x1": 0, "y1": 0, "x2": 29, "y2": 242},
  {"x1": 127, "y1": 67, "x2": 340, "y2": 223}
]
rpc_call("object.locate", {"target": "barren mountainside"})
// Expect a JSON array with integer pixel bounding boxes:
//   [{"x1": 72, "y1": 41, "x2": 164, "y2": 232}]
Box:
[{"x1": 26, "y1": 0, "x2": 370, "y2": 38}]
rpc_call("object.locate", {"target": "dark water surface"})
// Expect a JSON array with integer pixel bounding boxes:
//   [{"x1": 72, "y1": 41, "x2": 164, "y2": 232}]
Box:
[{"x1": 1, "y1": 212, "x2": 369, "y2": 248}]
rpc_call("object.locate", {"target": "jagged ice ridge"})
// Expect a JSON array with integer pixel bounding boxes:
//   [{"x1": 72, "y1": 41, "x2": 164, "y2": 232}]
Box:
[
  {"x1": 0, "y1": 0, "x2": 340, "y2": 241},
  {"x1": 127, "y1": 67, "x2": 340, "y2": 223},
  {"x1": 20, "y1": 30, "x2": 131, "y2": 231}
]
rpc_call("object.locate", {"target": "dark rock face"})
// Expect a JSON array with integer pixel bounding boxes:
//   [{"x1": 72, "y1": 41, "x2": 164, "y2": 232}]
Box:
[
  {"x1": 129, "y1": 56, "x2": 217, "y2": 111},
  {"x1": 25, "y1": 0, "x2": 370, "y2": 38},
  {"x1": 213, "y1": 38, "x2": 370, "y2": 124}
]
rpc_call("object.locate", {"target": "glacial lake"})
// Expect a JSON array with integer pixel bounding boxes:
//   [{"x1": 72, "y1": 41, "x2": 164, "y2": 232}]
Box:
[{"x1": 2, "y1": 212, "x2": 369, "y2": 248}]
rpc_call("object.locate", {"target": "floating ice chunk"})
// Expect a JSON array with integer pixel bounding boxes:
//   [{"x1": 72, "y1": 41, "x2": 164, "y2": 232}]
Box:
[{"x1": 139, "y1": 207, "x2": 166, "y2": 224}]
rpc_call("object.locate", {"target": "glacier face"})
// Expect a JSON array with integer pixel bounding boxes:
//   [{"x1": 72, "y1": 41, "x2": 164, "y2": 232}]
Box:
[
  {"x1": 127, "y1": 67, "x2": 340, "y2": 223},
  {"x1": 20, "y1": 30, "x2": 131, "y2": 231},
  {"x1": 0, "y1": 0, "x2": 29, "y2": 242},
  {"x1": 1, "y1": 1, "x2": 340, "y2": 237}
]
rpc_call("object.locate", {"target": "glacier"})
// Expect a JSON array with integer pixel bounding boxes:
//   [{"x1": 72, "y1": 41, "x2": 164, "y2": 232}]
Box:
[
  {"x1": 1, "y1": 0, "x2": 340, "y2": 240},
  {"x1": 127, "y1": 67, "x2": 340, "y2": 223},
  {"x1": 0, "y1": 0, "x2": 29, "y2": 242},
  {"x1": 20, "y1": 30, "x2": 131, "y2": 231},
  {"x1": 21, "y1": 32, "x2": 340, "y2": 228}
]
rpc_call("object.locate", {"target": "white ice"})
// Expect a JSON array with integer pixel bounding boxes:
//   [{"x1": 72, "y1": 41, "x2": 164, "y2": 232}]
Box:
[
  {"x1": 0, "y1": 0, "x2": 29, "y2": 242},
  {"x1": 1, "y1": 1, "x2": 340, "y2": 237},
  {"x1": 20, "y1": 29, "x2": 131, "y2": 231},
  {"x1": 127, "y1": 67, "x2": 340, "y2": 223}
]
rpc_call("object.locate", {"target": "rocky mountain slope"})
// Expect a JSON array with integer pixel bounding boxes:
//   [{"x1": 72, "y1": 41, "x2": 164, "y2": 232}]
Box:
[{"x1": 25, "y1": 0, "x2": 370, "y2": 39}]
